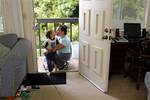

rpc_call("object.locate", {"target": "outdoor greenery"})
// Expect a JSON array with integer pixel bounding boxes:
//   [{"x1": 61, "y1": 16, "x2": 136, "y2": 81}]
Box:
[
  {"x1": 34, "y1": 0, "x2": 79, "y2": 18},
  {"x1": 123, "y1": 0, "x2": 145, "y2": 21},
  {"x1": 33, "y1": 0, "x2": 79, "y2": 49}
]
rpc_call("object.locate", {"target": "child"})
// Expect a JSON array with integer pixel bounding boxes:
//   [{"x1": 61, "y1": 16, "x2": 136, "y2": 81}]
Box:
[{"x1": 42, "y1": 30, "x2": 59, "y2": 72}]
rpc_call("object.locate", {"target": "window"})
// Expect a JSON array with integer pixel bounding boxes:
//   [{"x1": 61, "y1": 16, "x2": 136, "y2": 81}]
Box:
[
  {"x1": 113, "y1": 0, "x2": 147, "y2": 28},
  {"x1": 0, "y1": 0, "x2": 3, "y2": 32}
]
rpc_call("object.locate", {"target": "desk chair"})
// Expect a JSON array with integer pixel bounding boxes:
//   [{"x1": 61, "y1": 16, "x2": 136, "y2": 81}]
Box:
[{"x1": 124, "y1": 38, "x2": 150, "y2": 90}]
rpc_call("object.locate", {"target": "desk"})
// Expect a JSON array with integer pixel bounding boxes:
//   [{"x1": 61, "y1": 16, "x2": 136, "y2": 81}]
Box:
[{"x1": 109, "y1": 38, "x2": 129, "y2": 75}]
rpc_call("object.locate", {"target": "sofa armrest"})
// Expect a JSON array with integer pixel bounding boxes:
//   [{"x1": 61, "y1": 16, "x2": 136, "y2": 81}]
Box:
[
  {"x1": 9, "y1": 38, "x2": 32, "y2": 59},
  {"x1": 0, "y1": 38, "x2": 32, "y2": 72},
  {"x1": 145, "y1": 72, "x2": 150, "y2": 90},
  {"x1": 145, "y1": 72, "x2": 150, "y2": 100},
  {"x1": 0, "y1": 38, "x2": 32, "y2": 97}
]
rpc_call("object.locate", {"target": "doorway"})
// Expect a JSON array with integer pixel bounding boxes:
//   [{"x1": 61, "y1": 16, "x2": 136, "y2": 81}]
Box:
[
  {"x1": 33, "y1": 20, "x2": 79, "y2": 73},
  {"x1": 32, "y1": 0, "x2": 79, "y2": 73}
]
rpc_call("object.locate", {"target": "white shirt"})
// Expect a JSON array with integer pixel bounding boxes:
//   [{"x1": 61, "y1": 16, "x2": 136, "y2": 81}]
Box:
[{"x1": 43, "y1": 38, "x2": 57, "y2": 49}]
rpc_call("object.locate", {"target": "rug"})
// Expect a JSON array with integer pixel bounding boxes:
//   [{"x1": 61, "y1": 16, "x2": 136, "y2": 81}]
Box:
[{"x1": 24, "y1": 73, "x2": 66, "y2": 85}]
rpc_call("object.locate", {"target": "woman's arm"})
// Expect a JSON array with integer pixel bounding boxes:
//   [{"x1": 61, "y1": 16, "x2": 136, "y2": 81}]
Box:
[
  {"x1": 52, "y1": 43, "x2": 65, "y2": 52},
  {"x1": 46, "y1": 43, "x2": 64, "y2": 52},
  {"x1": 46, "y1": 47, "x2": 53, "y2": 52}
]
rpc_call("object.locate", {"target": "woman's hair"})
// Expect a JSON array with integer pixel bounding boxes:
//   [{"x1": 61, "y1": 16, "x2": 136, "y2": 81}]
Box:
[
  {"x1": 58, "y1": 25, "x2": 68, "y2": 35},
  {"x1": 46, "y1": 30, "x2": 53, "y2": 39}
]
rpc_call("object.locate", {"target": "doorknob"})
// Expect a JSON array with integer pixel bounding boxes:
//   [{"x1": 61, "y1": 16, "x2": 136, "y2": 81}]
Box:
[
  {"x1": 104, "y1": 28, "x2": 112, "y2": 34},
  {"x1": 104, "y1": 28, "x2": 109, "y2": 33},
  {"x1": 109, "y1": 36, "x2": 112, "y2": 40},
  {"x1": 102, "y1": 35, "x2": 108, "y2": 40}
]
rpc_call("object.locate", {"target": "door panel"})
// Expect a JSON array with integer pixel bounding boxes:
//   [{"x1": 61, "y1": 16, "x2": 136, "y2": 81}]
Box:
[
  {"x1": 79, "y1": 0, "x2": 112, "y2": 92},
  {"x1": 80, "y1": 40, "x2": 89, "y2": 67},
  {"x1": 92, "y1": 46, "x2": 103, "y2": 76},
  {"x1": 94, "y1": 10, "x2": 105, "y2": 39},
  {"x1": 81, "y1": 9, "x2": 91, "y2": 35}
]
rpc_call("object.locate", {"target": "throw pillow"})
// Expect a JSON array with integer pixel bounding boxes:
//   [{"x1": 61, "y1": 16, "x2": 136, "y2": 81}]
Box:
[{"x1": 0, "y1": 43, "x2": 10, "y2": 58}]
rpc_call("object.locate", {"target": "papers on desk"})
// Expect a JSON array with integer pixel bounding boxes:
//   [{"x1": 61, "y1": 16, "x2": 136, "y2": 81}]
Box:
[{"x1": 115, "y1": 37, "x2": 128, "y2": 42}]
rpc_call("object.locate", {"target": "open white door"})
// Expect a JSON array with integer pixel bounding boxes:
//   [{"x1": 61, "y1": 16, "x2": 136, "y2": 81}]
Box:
[{"x1": 79, "y1": 0, "x2": 112, "y2": 92}]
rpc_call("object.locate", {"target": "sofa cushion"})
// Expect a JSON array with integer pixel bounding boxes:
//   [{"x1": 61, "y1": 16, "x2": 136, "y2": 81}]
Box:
[
  {"x1": 0, "y1": 43, "x2": 10, "y2": 59},
  {"x1": 0, "y1": 33, "x2": 18, "y2": 48}
]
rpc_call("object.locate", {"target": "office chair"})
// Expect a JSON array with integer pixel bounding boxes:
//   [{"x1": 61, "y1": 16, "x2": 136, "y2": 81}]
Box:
[{"x1": 124, "y1": 38, "x2": 150, "y2": 90}]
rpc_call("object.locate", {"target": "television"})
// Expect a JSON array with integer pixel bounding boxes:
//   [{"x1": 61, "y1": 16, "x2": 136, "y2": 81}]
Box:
[{"x1": 124, "y1": 23, "x2": 141, "y2": 39}]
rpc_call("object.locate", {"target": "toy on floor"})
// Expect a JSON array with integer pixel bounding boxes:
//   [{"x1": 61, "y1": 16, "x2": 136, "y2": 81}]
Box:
[{"x1": 16, "y1": 85, "x2": 30, "y2": 100}]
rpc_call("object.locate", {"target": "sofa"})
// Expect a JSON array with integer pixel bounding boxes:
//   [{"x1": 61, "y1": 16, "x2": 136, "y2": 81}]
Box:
[
  {"x1": 145, "y1": 72, "x2": 150, "y2": 100},
  {"x1": 0, "y1": 33, "x2": 32, "y2": 99}
]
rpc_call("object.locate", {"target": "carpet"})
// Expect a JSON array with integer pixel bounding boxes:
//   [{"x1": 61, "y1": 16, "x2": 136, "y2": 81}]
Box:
[{"x1": 24, "y1": 73, "x2": 66, "y2": 86}]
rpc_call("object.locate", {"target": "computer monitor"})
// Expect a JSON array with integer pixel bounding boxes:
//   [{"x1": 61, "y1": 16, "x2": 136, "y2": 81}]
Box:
[{"x1": 124, "y1": 23, "x2": 141, "y2": 39}]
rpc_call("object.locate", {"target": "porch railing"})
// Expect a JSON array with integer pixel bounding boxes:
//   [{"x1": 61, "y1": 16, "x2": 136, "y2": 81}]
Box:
[{"x1": 33, "y1": 18, "x2": 79, "y2": 56}]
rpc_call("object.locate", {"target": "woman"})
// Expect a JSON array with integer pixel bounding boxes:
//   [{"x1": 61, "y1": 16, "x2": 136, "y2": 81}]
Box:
[{"x1": 47, "y1": 24, "x2": 71, "y2": 70}]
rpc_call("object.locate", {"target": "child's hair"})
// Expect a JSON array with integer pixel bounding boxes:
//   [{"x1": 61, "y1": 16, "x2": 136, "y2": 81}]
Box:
[
  {"x1": 57, "y1": 25, "x2": 68, "y2": 35},
  {"x1": 46, "y1": 30, "x2": 53, "y2": 39}
]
